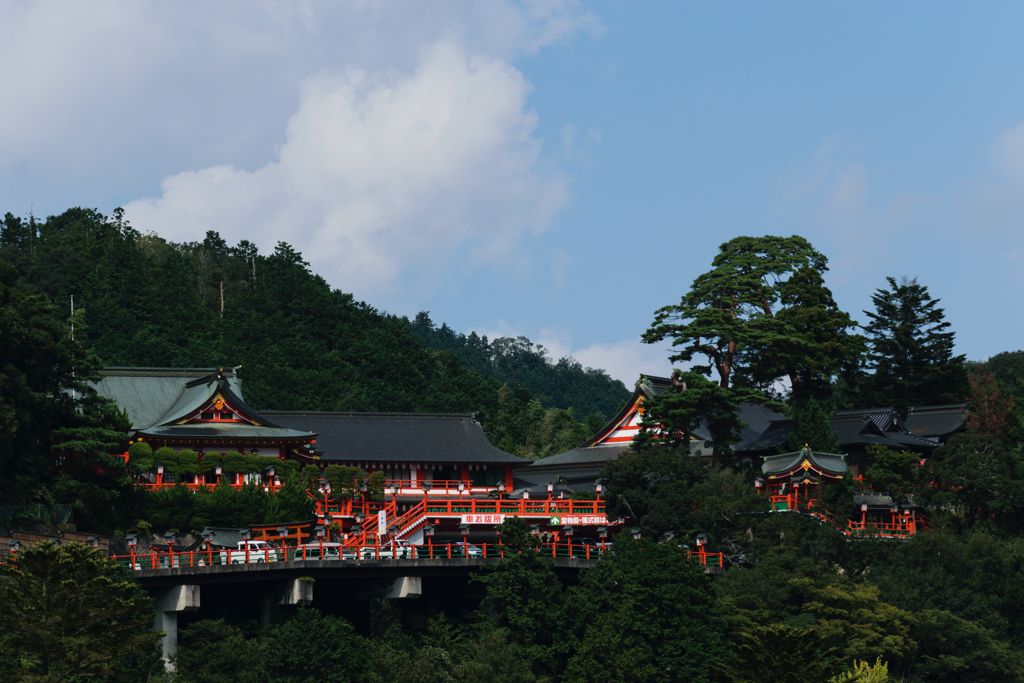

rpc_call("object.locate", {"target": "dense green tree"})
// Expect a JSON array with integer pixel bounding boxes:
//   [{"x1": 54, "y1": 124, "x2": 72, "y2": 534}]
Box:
[
  {"x1": 263, "y1": 605, "x2": 369, "y2": 683},
  {"x1": 473, "y1": 547, "x2": 565, "y2": 678},
  {"x1": 563, "y1": 537, "x2": 732, "y2": 683},
  {"x1": 967, "y1": 364, "x2": 1018, "y2": 441},
  {"x1": 451, "y1": 629, "x2": 536, "y2": 683},
  {"x1": 863, "y1": 445, "x2": 918, "y2": 504},
  {"x1": 0, "y1": 542, "x2": 160, "y2": 683},
  {"x1": 860, "y1": 530, "x2": 1024, "y2": 644},
  {"x1": 643, "y1": 235, "x2": 828, "y2": 390},
  {"x1": 785, "y1": 397, "x2": 843, "y2": 454},
  {"x1": 717, "y1": 550, "x2": 940, "y2": 676},
  {"x1": 917, "y1": 432, "x2": 1024, "y2": 534},
  {"x1": 743, "y1": 267, "x2": 864, "y2": 402},
  {"x1": 516, "y1": 403, "x2": 595, "y2": 460},
  {"x1": 860, "y1": 276, "x2": 967, "y2": 416},
  {"x1": 0, "y1": 257, "x2": 129, "y2": 503},
  {"x1": 904, "y1": 610, "x2": 1024, "y2": 683},
  {"x1": 266, "y1": 474, "x2": 317, "y2": 523},
  {"x1": 173, "y1": 619, "x2": 265, "y2": 683},
  {"x1": 713, "y1": 623, "x2": 839, "y2": 683},
  {"x1": 986, "y1": 352, "x2": 1024, "y2": 442},
  {"x1": 364, "y1": 634, "x2": 455, "y2": 683},
  {"x1": 496, "y1": 515, "x2": 540, "y2": 552},
  {"x1": 410, "y1": 312, "x2": 630, "y2": 420}
]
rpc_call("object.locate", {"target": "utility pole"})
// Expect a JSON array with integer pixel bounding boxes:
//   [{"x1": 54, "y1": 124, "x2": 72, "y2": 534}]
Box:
[{"x1": 70, "y1": 295, "x2": 76, "y2": 400}]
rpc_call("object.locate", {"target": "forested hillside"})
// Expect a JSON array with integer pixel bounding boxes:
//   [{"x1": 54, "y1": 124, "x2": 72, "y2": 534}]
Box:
[
  {"x1": 0, "y1": 207, "x2": 617, "y2": 460},
  {"x1": 409, "y1": 312, "x2": 630, "y2": 419}
]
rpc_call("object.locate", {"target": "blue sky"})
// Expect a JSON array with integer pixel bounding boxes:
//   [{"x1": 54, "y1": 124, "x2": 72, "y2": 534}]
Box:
[{"x1": 3, "y1": 1, "x2": 1023, "y2": 383}]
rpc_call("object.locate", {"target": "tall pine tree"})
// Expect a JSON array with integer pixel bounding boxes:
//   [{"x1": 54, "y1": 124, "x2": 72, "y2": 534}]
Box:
[{"x1": 860, "y1": 277, "x2": 967, "y2": 416}]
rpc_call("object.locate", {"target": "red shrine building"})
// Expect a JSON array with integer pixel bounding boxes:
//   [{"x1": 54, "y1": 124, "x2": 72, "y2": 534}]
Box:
[
  {"x1": 96, "y1": 367, "x2": 317, "y2": 484},
  {"x1": 521, "y1": 372, "x2": 935, "y2": 538},
  {"x1": 95, "y1": 367, "x2": 611, "y2": 549},
  {"x1": 94, "y1": 366, "x2": 935, "y2": 550}
]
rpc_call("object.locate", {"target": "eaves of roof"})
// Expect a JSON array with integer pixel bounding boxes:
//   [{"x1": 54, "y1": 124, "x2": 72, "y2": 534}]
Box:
[
  {"x1": 528, "y1": 444, "x2": 630, "y2": 469},
  {"x1": 905, "y1": 404, "x2": 969, "y2": 438},
  {"x1": 136, "y1": 424, "x2": 315, "y2": 441},
  {"x1": 260, "y1": 411, "x2": 529, "y2": 464},
  {"x1": 761, "y1": 448, "x2": 848, "y2": 478}
]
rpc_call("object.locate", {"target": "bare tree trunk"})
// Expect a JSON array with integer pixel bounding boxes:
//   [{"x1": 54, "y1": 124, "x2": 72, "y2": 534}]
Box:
[{"x1": 219, "y1": 281, "x2": 224, "y2": 319}]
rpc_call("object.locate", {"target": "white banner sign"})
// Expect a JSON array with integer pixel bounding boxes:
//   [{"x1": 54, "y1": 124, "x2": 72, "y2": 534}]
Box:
[
  {"x1": 548, "y1": 515, "x2": 608, "y2": 526},
  {"x1": 378, "y1": 510, "x2": 387, "y2": 535},
  {"x1": 460, "y1": 514, "x2": 505, "y2": 525}
]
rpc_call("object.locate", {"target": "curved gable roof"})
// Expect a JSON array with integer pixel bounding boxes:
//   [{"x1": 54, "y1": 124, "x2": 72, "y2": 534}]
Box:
[{"x1": 761, "y1": 447, "x2": 848, "y2": 479}]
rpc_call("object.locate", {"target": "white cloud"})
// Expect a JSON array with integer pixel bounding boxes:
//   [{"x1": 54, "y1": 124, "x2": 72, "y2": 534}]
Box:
[
  {"x1": 964, "y1": 122, "x2": 1024, "y2": 240},
  {"x1": 0, "y1": 1, "x2": 599, "y2": 211},
  {"x1": 465, "y1": 321, "x2": 673, "y2": 385},
  {"x1": 535, "y1": 329, "x2": 674, "y2": 385},
  {"x1": 124, "y1": 41, "x2": 569, "y2": 295},
  {"x1": 568, "y1": 338, "x2": 675, "y2": 386}
]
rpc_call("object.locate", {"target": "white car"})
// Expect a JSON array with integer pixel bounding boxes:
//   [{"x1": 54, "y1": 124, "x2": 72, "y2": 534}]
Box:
[
  {"x1": 220, "y1": 540, "x2": 281, "y2": 564},
  {"x1": 294, "y1": 542, "x2": 357, "y2": 561},
  {"x1": 360, "y1": 539, "x2": 415, "y2": 559}
]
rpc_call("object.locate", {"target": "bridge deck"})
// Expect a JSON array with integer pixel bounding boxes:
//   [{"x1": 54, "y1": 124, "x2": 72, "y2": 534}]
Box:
[{"x1": 134, "y1": 556, "x2": 598, "y2": 586}]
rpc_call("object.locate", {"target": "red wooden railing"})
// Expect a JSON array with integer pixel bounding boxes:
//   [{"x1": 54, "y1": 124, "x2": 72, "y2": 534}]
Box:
[
  {"x1": 768, "y1": 493, "x2": 923, "y2": 538},
  {"x1": 109, "y1": 541, "x2": 609, "y2": 568},
  {"x1": 106, "y1": 540, "x2": 723, "y2": 570}
]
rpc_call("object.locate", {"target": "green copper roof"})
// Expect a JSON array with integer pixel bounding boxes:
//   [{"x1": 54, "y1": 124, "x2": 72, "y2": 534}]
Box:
[
  {"x1": 761, "y1": 446, "x2": 848, "y2": 479},
  {"x1": 94, "y1": 368, "x2": 234, "y2": 430},
  {"x1": 93, "y1": 367, "x2": 313, "y2": 442}
]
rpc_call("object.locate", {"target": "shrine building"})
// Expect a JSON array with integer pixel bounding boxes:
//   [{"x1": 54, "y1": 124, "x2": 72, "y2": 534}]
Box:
[{"x1": 95, "y1": 367, "x2": 318, "y2": 475}]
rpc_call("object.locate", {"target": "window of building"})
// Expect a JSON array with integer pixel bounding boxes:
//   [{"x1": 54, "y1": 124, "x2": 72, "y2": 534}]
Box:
[
  {"x1": 421, "y1": 466, "x2": 459, "y2": 489},
  {"x1": 383, "y1": 468, "x2": 411, "y2": 484},
  {"x1": 471, "y1": 467, "x2": 503, "y2": 488}
]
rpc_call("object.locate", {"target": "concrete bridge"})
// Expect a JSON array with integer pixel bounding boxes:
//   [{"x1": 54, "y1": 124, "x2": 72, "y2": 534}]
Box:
[{"x1": 142, "y1": 556, "x2": 596, "y2": 666}]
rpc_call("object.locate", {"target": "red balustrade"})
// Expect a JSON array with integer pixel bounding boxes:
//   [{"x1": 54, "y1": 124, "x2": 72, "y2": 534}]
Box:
[{"x1": 108, "y1": 541, "x2": 616, "y2": 571}]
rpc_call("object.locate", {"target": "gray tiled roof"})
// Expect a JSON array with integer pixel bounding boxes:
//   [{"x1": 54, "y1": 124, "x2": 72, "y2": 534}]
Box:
[
  {"x1": 853, "y1": 493, "x2": 897, "y2": 508},
  {"x1": 196, "y1": 527, "x2": 246, "y2": 548},
  {"x1": 905, "y1": 404, "x2": 969, "y2": 439},
  {"x1": 740, "y1": 420, "x2": 794, "y2": 452},
  {"x1": 833, "y1": 407, "x2": 901, "y2": 432},
  {"x1": 261, "y1": 412, "x2": 528, "y2": 464},
  {"x1": 886, "y1": 430, "x2": 944, "y2": 449},
  {"x1": 527, "y1": 444, "x2": 630, "y2": 469},
  {"x1": 694, "y1": 403, "x2": 787, "y2": 451},
  {"x1": 513, "y1": 467, "x2": 603, "y2": 492}
]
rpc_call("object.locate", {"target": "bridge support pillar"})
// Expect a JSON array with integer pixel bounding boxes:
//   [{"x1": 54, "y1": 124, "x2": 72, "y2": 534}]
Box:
[
  {"x1": 261, "y1": 578, "x2": 315, "y2": 625},
  {"x1": 386, "y1": 576, "x2": 422, "y2": 599},
  {"x1": 152, "y1": 585, "x2": 200, "y2": 668}
]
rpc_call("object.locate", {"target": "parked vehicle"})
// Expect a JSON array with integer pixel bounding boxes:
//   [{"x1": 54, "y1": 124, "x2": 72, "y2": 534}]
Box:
[
  {"x1": 360, "y1": 539, "x2": 415, "y2": 559},
  {"x1": 431, "y1": 542, "x2": 484, "y2": 558},
  {"x1": 220, "y1": 540, "x2": 281, "y2": 564},
  {"x1": 294, "y1": 542, "x2": 356, "y2": 561}
]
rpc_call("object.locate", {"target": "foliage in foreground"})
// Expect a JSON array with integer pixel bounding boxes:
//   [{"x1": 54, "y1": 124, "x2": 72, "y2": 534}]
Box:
[{"x1": 0, "y1": 542, "x2": 160, "y2": 683}]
